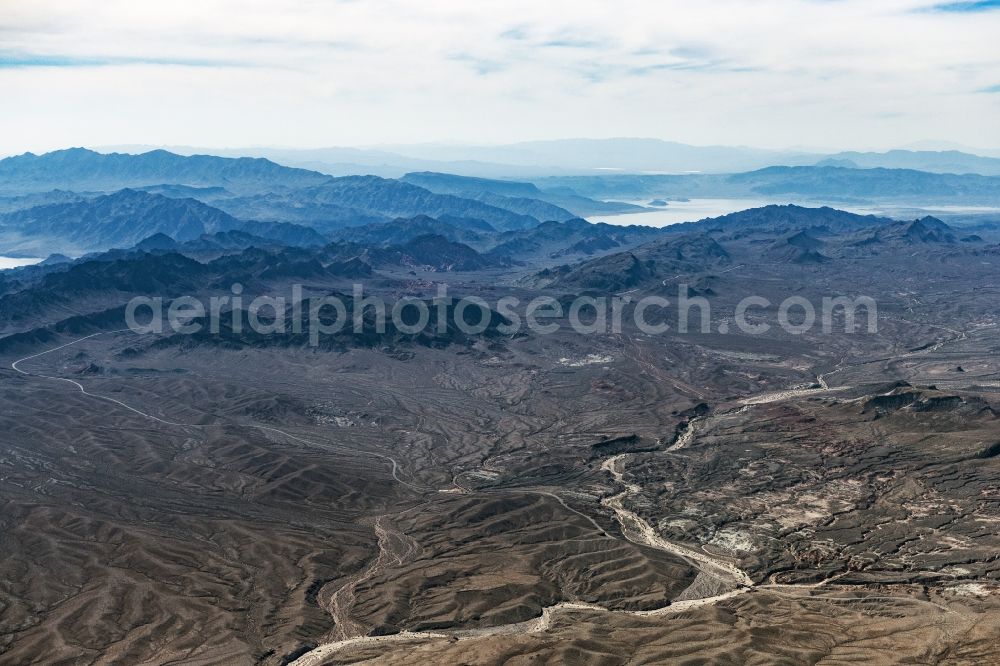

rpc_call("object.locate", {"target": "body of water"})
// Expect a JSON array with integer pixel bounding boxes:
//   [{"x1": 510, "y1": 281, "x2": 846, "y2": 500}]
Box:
[
  {"x1": 591, "y1": 199, "x2": 1000, "y2": 228},
  {"x1": 591, "y1": 198, "x2": 781, "y2": 227},
  {"x1": 0, "y1": 256, "x2": 43, "y2": 270}
]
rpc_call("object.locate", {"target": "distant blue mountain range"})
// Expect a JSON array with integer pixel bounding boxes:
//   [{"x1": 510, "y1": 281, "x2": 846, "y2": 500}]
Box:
[{"x1": 1, "y1": 148, "x2": 999, "y2": 257}]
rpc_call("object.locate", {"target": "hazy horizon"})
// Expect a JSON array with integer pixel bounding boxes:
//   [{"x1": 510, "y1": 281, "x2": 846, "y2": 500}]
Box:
[
  {"x1": 4, "y1": 137, "x2": 1000, "y2": 167},
  {"x1": 75, "y1": 137, "x2": 1000, "y2": 156}
]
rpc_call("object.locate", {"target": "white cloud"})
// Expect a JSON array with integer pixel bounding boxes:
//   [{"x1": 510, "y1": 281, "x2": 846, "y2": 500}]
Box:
[{"x1": 1, "y1": 0, "x2": 998, "y2": 153}]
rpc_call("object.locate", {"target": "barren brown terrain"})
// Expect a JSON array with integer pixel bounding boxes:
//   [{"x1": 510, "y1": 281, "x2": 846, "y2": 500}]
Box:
[{"x1": 3, "y1": 204, "x2": 1000, "y2": 665}]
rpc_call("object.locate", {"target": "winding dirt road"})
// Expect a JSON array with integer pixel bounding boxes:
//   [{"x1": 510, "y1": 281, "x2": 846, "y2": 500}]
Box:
[{"x1": 10, "y1": 329, "x2": 426, "y2": 491}]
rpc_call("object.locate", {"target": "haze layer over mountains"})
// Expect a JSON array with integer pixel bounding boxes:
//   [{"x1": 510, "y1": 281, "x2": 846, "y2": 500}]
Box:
[{"x1": 95, "y1": 138, "x2": 1000, "y2": 178}]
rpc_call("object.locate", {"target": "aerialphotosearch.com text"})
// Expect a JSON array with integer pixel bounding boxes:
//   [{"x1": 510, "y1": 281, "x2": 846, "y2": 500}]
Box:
[{"x1": 125, "y1": 283, "x2": 878, "y2": 344}]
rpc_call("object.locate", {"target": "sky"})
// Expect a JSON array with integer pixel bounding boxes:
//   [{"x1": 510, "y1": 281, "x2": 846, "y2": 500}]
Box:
[{"x1": 1, "y1": 0, "x2": 999, "y2": 155}]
